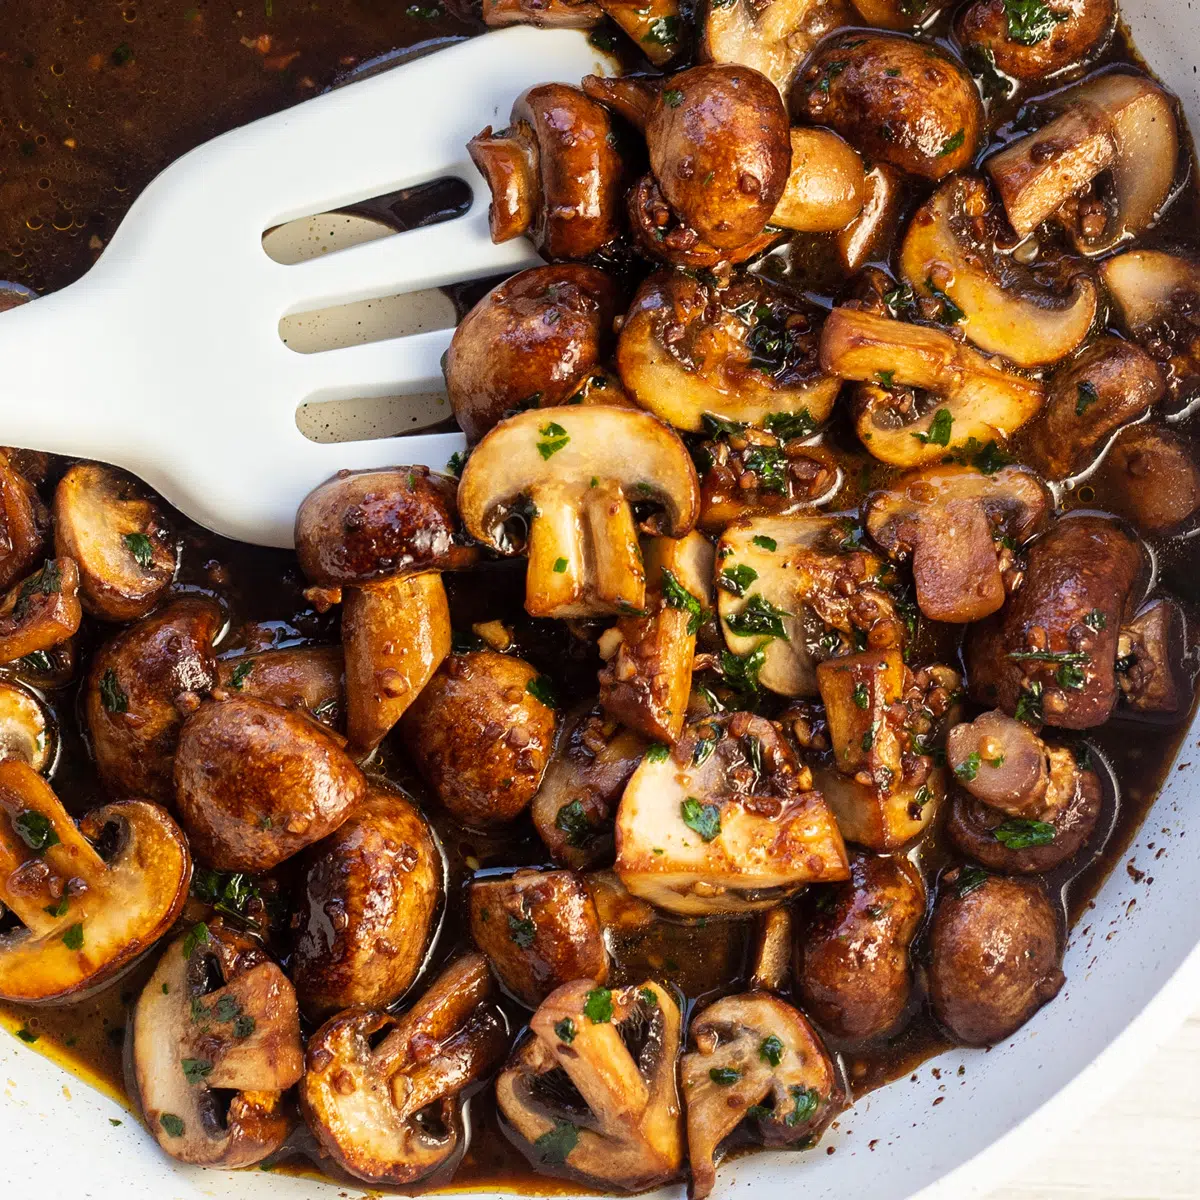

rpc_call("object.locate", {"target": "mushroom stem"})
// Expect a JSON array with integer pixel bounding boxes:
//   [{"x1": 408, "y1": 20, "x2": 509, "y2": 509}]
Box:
[
  {"x1": 820, "y1": 307, "x2": 961, "y2": 391},
  {"x1": 467, "y1": 123, "x2": 538, "y2": 244},
  {"x1": 771, "y1": 129, "x2": 865, "y2": 233},
  {"x1": 527, "y1": 487, "x2": 588, "y2": 616},
  {"x1": 585, "y1": 480, "x2": 644, "y2": 613}
]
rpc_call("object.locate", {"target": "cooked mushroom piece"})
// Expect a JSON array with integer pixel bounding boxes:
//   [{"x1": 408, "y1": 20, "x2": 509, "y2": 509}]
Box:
[
  {"x1": 863, "y1": 464, "x2": 1050, "y2": 623},
  {"x1": 401, "y1": 650, "x2": 558, "y2": 826},
  {"x1": 601, "y1": 0, "x2": 685, "y2": 65},
  {"x1": 0, "y1": 452, "x2": 46, "y2": 591},
  {"x1": 0, "y1": 678, "x2": 51, "y2": 771},
  {"x1": 468, "y1": 868, "x2": 608, "y2": 1007},
  {"x1": 0, "y1": 558, "x2": 83, "y2": 664},
  {"x1": 531, "y1": 706, "x2": 646, "y2": 869},
  {"x1": 175, "y1": 697, "x2": 368, "y2": 871},
  {"x1": 216, "y1": 644, "x2": 343, "y2": 727},
  {"x1": 848, "y1": 0, "x2": 938, "y2": 27},
  {"x1": 836, "y1": 165, "x2": 905, "y2": 273},
  {"x1": 294, "y1": 466, "x2": 475, "y2": 587},
  {"x1": 86, "y1": 597, "x2": 221, "y2": 802},
  {"x1": 797, "y1": 851, "x2": 926, "y2": 1039},
  {"x1": 291, "y1": 785, "x2": 442, "y2": 1021},
  {"x1": 616, "y1": 269, "x2": 841, "y2": 434},
  {"x1": 770, "y1": 130, "x2": 865, "y2": 233},
  {"x1": 457, "y1": 406, "x2": 699, "y2": 619},
  {"x1": 0, "y1": 759, "x2": 190, "y2": 1002},
  {"x1": 749, "y1": 905, "x2": 792, "y2": 993},
  {"x1": 796, "y1": 34, "x2": 982, "y2": 181},
  {"x1": 1095, "y1": 425, "x2": 1200, "y2": 536},
  {"x1": 716, "y1": 514, "x2": 905, "y2": 698},
  {"x1": 52, "y1": 463, "x2": 176, "y2": 622},
  {"x1": 966, "y1": 516, "x2": 1146, "y2": 729},
  {"x1": 820, "y1": 308, "x2": 1045, "y2": 465},
  {"x1": 482, "y1": 0, "x2": 602, "y2": 24},
  {"x1": 599, "y1": 532, "x2": 714, "y2": 744},
  {"x1": 496, "y1": 979, "x2": 684, "y2": 1189},
  {"x1": 682, "y1": 992, "x2": 840, "y2": 1198},
  {"x1": 899, "y1": 175, "x2": 1097, "y2": 368},
  {"x1": 928, "y1": 870, "x2": 1064, "y2": 1045},
  {"x1": 133, "y1": 922, "x2": 302, "y2": 1167},
  {"x1": 956, "y1": 0, "x2": 1114, "y2": 80},
  {"x1": 615, "y1": 712, "x2": 848, "y2": 915},
  {"x1": 1116, "y1": 597, "x2": 1188, "y2": 715}
]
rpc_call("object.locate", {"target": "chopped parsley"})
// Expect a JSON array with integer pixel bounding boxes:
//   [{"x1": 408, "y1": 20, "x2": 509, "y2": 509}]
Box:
[
  {"x1": 14, "y1": 560, "x2": 62, "y2": 618},
  {"x1": 181, "y1": 1057, "x2": 213, "y2": 1085},
  {"x1": 853, "y1": 682, "x2": 870, "y2": 710},
  {"x1": 883, "y1": 282, "x2": 917, "y2": 317},
  {"x1": 62, "y1": 923, "x2": 84, "y2": 951},
  {"x1": 720, "y1": 646, "x2": 766, "y2": 695},
  {"x1": 763, "y1": 409, "x2": 815, "y2": 440},
  {"x1": 785, "y1": 1085, "x2": 820, "y2": 1126},
  {"x1": 645, "y1": 743, "x2": 671, "y2": 764},
  {"x1": 641, "y1": 15, "x2": 679, "y2": 44},
  {"x1": 526, "y1": 676, "x2": 557, "y2": 708},
  {"x1": 1003, "y1": 0, "x2": 1067, "y2": 45},
  {"x1": 702, "y1": 413, "x2": 746, "y2": 437},
  {"x1": 228, "y1": 660, "x2": 253, "y2": 690},
  {"x1": 233, "y1": 1015, "x2": 256, "y2": 1040},
  {"x1": 661, "y1": 568, "x2": 706, "y2": 635},
  {"x1": 122, "y1": 532, "x2": 155, "y2": 569},
  {"x1": 709, "y1": 1066, "x2": 741, "y2": 1085},
  {"x1": 1075, "y1": 380, "x2": 1099, "y2": 416},
  {"x1": 913, "y1": 408, "x2": 954, "y2": 447},
  {"x1": 43, "y1": 896, "x2": 69, "y2": 918},
  {"x1": 742, "y1": 445, "x2": 789, "y2": 494},
  {"x1": 554, "y1": 1018, "x2": 577, "y2": 1044},
  {"x1": 692, "y1": 734, "x2": 717, "y2": 767},
  {"x1": 1014, "y1": 681, "x2": 1044, "y2": 724},
  {"x1": 955, "y1": 752, "x2": 981, "y2": 782},
  {"x1": 99, "y1": 668, "x2": 128, "y2": 714},
  {"x1": 552, "y1": 557, "x2": 568, "y2": 574},
  {"x1": 718, "y1": 564, "x2": 758, "y2": 597},
  {"x1": 1057, "y1": 661, "x2": 1087, "y2": 690},
  {"x1": 993, "y1": 818, "x2": 1056, "y2": 849},
  {"x1": 1083, "y1": 609, "x2": 1107, "y2": 632},
  {"x1": 181, "y1": 922, "x2": 210, "y2": 959},
  {"x1": 191, "y1": 868, "x2": 263, "y2": 923},
  {"x1": 938, "y1": 129, "x2": 965, "y2": 157},
  {"x1": 508, "y1": 913, "x2": 537, "y2": 949},
  {"x1": 724, "y1": 594, "x2": 789, "y2": 641},
  {"x1": 534, "y1": 1120, "x2": 579, "y2": 1165},
  {"x1": 640, "y1": 987, "x2": 658, "y2": 1007},
  {"x1": 14, "y1": 1025, "x2": 38, "y2": 1044},
  {"x1": 681, "y1": 797, "x2": 722, "y2": 842},
  {"x1": 663, "y1": 88, "x2": 683, "y2": 107},
  {"x1": 13, "y1": 809, "x2": 59, "y2": 853},
  {"x1": 583, "y1": 987, "x2": 613, "y2": 1023},
  {"x1": 925, "y1": 278, "x2": 966, "y2": 324},
  {"x1": 956, "y1": 866, "x2": 990, "y2": 897},
  {"x1": 759, "y1": 1034, "x2": 784, "y2": 1067},
  {"x1": 446, "y1": 450, "x2": 466, "y2": 477},
  {"x1": 536, "y1": 421, "x2": 570, "y2": 460},
  {"x1": 159, "y1": 1113, "x2": 185, "y2": 1138},
  {"x1": 752, "y1": 535, "x2": 777, "y2": 552}
]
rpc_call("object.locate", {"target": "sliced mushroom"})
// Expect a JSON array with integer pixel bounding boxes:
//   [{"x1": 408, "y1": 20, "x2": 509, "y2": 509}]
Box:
[
  {"x1": 617, "y1": 269, "x2": 841, "y2": 434},
  {"x1": 836, "y1": 164, "x2": 905, "y2": 273},
  {"x1": 457, "y1": 406, "x2": 699, "y2": 620},
  {"x1": 294, "y1": 466, "x2": 475, "y2": 587},
  {"x1": 8, "y1": 637, "x2": 76, "y2": 691},
  {"x1": 899, "y1": 175, "x2": 1097, "y2": 367},
  {"x1": 1117, "y1": 598, "x2": 1187, "y2": 715},
  {"x1": 0, "y1": 557, "x2": 82, "y2": 664},
  {"x1": 531, "y1": 706, "x2": 646, "y2": 869},
  {"x1": 301, "y1": 954, "x2": 508, "y2": 1186},
  {"x1": 683, "y1": 992, "x2": 840, "y2": 1198},
  {"x1": 0, "y1": 760, "x2": 191, "y2": 1002},
  {"x1": 291, "y1": 785, "x2": 442, "y2": 1021},
  {"x1": 863, "y1": 464, "x2": 1050, "y2": 623},
  {"x1": 0, "y1": 678, "x2": 51, "y2": 771},
  {"x1": 482, "y1": 0, "x2": 602, "y2": 25},
  {"x1": 580, "y1": 74, "x2": 659, "y2": 132},
  {"x1": 496, "y1": 979, "x2": 684, "y2": 1189},
  {"x1": 770, "y1": 129, "x2": 865, "y2": 232},
  {"x1": 956, "y1": 0, "x2": 1114, "y2": 81},
  {"x1": 615, "y1": 712, "x2": 848, "y2": 915},
  {"x1": 820, "y1": 307, "x2": 1045, "y2": 464},
  {"x1": 469, "y1": 868, "x2": 608, "y2": 1007},
  {"x1": 0, "y1": 452, "x2": 46, "y2": 592},
  {"x1": 749, "y1": 905, "x2": 792, "y2": 992},
  {"x1": 86, "y1": 598, "x2": 222, "y2": 802},
  {"x1": 52, "y1": 463, "x2": 176, "y2": 622},
  {"x1": 796, "y1": 33, "x2": 982, "y2": 181},
  {"x1": 1095, "y1": 424, "x2": 1200, "y2": 536},
  {"x1": 133, "y1": 922, "x2": 302, "y2": 1167},
  {"x1": 216, "y1": 644, "x2": 343, "y2": 727},
  {"x1": 401, "y1": 650, "x2": 558, "y2": 826},
  {"x1": 602, "y1": 0, "x2": 685, "y2": 65},
  {"x1": 716, "y1": 514, "x2": 905, "y2": 698},
  {"x1": 175, "y1": 697, "x2": 368, "y2": 871},
  {"x1": 848, "y1": 0, "x2": 937, "y2": 27}
]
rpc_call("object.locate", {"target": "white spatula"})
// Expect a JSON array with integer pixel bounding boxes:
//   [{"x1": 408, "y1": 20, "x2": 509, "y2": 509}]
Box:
[{"x1": 0, "y1": 28, "x2": 605, "y2": 548}]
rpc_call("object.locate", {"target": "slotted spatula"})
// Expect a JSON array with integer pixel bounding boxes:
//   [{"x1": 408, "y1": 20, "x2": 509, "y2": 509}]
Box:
[{"x1": 0, "y1": 28, "x2": 604, "y2": 548}]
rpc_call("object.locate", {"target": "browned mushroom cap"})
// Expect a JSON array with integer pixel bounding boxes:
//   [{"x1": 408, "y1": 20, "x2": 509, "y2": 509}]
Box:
[
  {"x1": 468, "y1": 868, "x2": 608, "y2": 1007},
  {"x1": 0, "y1": 678, "x2": 52, "y2": 771},
  {"x1": 899, "y1": 175, "x2": 1097, "y2": 368},
  {"x1": 482, "y1": 0, "x2": 601, "y2": 26},
  {"x1": 401, "y1": 650, "x2": 558, "y2": 826},
  {"x1": 216, "y1": 644, "x2": 343, "y2": 727},
  {"x1": 0, "y1": 452, "x2": 47, "y2": 591},
  {"x1": 820, "y1": 308, "x2": 1045, "y2": 466},
  {"x1": 863, "y1": 464, "x2": 1050, "y2": 623},
  {"x1": 771, "y1": 129, "x2": 865, "y2": 233},
  {"x1": 615, "y1": 712, "x2": 849, "y2": 915},
  {"x1": 444, "y1": 266, "x2": 622, "y2": 445},
  {"x1": 468, "y1": 86, "x2": 625, "y2": 259},
  {"x1": 458, "y1": 406, "x2": 699, "y2": 619},
  {"x1": 301, "y1": 953, "x2": 508, "y2": 1186},
  {"x1": 682, "y1": 992, "x2": 840, "y2": 1198},
  {"x1": 0, "y1": 558, "x2": 82, "y2": 664},
  {"x1": 1095, "y1": 425, "x2": 1200, "y2": 536},
  {"x1": 496, "y1": 979, "x2": 684, "y2": 1189},
  {"x1": 294, "y1": 466, "x2": 475, "y2": 587},
  {"x1": 133, "y1": 922, "x2": 302, "y2": 1168},
  {"x1": 956, "y1": 0, "x2": 1114, "y2": 81},
  {"x1": 1117, "y1": 597, "x2": 1187, "y2": 715},
  {"x1": 86, "y1": 598, "x2": 221, "y2": 802},
  {"x1": 646, "y1": 64, "x2": 791, "y2": 252},
  {"x1": 291, "y1": 785, "x2": 441, "y2": 1021},
  {"x1": 600, "y1": 0, "x2": 685, "y2": 66},
  {"x1": 836, "y1": 164, "x2": 905, "y2": 273},
  {"x1": 531, "y1": 706, "x2": 646, "y2": 869},
  {"x1": 175, "y1": 697, "x2": 368, "y2": 871},
  {"x1": 617, "y1": 269, "x2": 840, "y2": 434},
  {"x1": 796, "y1": 34, "x2": 982, "y2": 181},
  {"x1": 52, "y1": 463, "x2": 176, "y2": 623},
  {"x1": 928, "y1": 871, "x2": 1064, "y2": 1044},
  {"x1": 0, "y1": 760, "x2": 191, "y2": 1003}
]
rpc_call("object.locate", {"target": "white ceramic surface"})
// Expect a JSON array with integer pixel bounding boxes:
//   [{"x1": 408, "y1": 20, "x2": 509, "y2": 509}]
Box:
[{"x1": 3, "y1": 7, "x2": 1200, "y2": 1199}]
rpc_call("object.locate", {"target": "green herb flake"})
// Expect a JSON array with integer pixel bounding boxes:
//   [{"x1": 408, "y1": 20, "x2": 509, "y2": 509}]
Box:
[
  {"x1": 159, "y1": 1113, "x2": 186, "y2": 1138},
  {"x1": 720, "y1": 646, "x2": 767, "y2": 696},
  {"x1": 534, "y1": 1120, "x2": 579, "y2": 1165},
  {"x1": 883, "y1": 282, "x2": 916, "y2": 317},
  {"x1": 43, "y1": 896, "x2": 69, "y2": 918},
  {"x1": 785, "y1": 1085, "x2": 821, "y2": 1126},
  {"x1": 852, "y1": 682, "x2": 870, "y2": 710},
  {"x1": 13, "y1": 809, "x2": 59, "y2": 853},
  {"x1": 100, "y1": 668, "x2": 128, "y2": 714},
  {"x1": 1056, "y1": 661, "x2": 1087, "y2": 690},
  {"x1": 924, "y1": 278, "x2": 966, "y2": 324},
  {"x1": 861, "y1": 724, "x2": 877, "y2": 752},
  {"x1": 536, "y1": 421, "x2": 570, "y2": 460},
  {"x1": 61, "y1": 923, "x2": 84, "y2": 951},
  {"x1": 1083, "y1": 609, "x2": 1107, "y2": 632},
  {"x1": 759, "y1": 1034, "x2": 784, "y2": 1067},
  {"x1": 763, "y1": 409, "x2": 815, "y2": 440},
  {"x1": 181, "y1": 922, "x2": 210, "y2": 959},
  {"x1": 1015, "y1": 681, "x2": 1044, "y2": 724},
  {"x1": 692, "y1": 735, "x2": 717, "y2": 767},
  {"x1": 14, "y1": 1025, "x2": 38, "y2": 1044},
  {"x1": 555, "y1": 799, "x2": 592, "y2": 848},
  {"x1": 993, "y1": 818, "x2": 1056, "y2": 849},
  {"x1": 640, "y1": 986, "x2": 658, "y2": 1007},
  {"x1": 552, "y1": 557, "x2": 568, "y2": 574},
  {"x1": 526, "y1": 675, "x2": 557, "y2": 708},
  {"x1": 938, "y1": 129, "x2": 965, "y2": 157},
  {"x1": 645, "y1": 743, "x2": 671, "y2": 764},
  {"x1": 181, "y1": 1057, "x2": 213, "y2": 1085},
  {"x1": 1003, "y1": 0, "x2": 1068, "y2": 45},
  {"x1": 663, "y1": 88, "x2": 684, "y2": 107},
  {"x1": 661, "y1": 568, "x2": 706, "y2": 636},
  {"x1": 913, "y1": 408, "x2": 954, "y2": 447},
  {"x1": 14, "y1": 560, "x2": 63, "y2": 619},
  {"x1": 955, "y1": 751, "x2": 981, "y2": 782},
  {"x1": 642, "y1": 14, "x2": 680, "y2": 44},
  {"x1": 583, "y1": 987, "x2": 613, "y2": 1024},
  {"x1": 752, "y1": 535, "x2": 777, "y2": 552},
  {"x1": 1075, "y1": 380, "x2": 1099, "y2": 416},
  {"x1": 702, "y1": 413, "x2": 747, "y2": 438},
  {"x1": 724, "y1": 594, "x2": 789, "y2": 641},
  {"x1": 508, "y1": 913, "x2": 537, "y2": 949},
  {"x1": 709, "y1": 1066, "x2": 742, "y2": 1085},
  {"x1": 681, "y1": 797, "x2": 722, "y2": 843},
  {"x1": 554, "y1": 1017, "x2": 577, "y2": 1044},
  {"x1": 446, "y1": 450, "x2": 466, "y2": 477},
  {"x1": 718, "y1": 564, "x2": 758, "y2": 597},
  {"x1": 956, "y1": 865, "x2": 990, "y2": 897},
  {"x1": 213, "y1": 995, "x2": 241, "y2": 1023},
  {"x1": 122, "y1": 532, "x2": 155, "y2": 569},
  {"x1": 228, "y1": 660, "x2": 253, "y2": 690}
]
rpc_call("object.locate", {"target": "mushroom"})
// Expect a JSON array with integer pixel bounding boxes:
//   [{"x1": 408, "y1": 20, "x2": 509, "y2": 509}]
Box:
[
  {"x1": 482, "y1": 0, "x2": 602, "y2": 25},
  {"x1": 531, "y1": 706, "x2": 646, "y2": 869},
  {"x1": 468, "y1": 87, "x2": 625, "y2": 260},
  {"x1": 598, "y1": 531, "x2": 714, "y2": 744},
  {"x1": 795, "y1": 33, "x2": 982, "y2": 181},
  {"x1": 457, "y1": 406, "x2": 700, "y2": 620},
  {"x1": 9, "y1": 638, "x2": 76, "y2": 691},
  {"x1": 342, "y1": 572, "x2": 450, "y2": 756},
  {"x1": 1116, "y1": 597, "x2": 1187, "y2": 715},
  {"x1": 819, "y1": 307, "x2": 1045, "y2": 465},
  {"x1": 301, "y1": 954, "x2": 509, "y2": 1186},
  {"x1": 956, "y1": 0, "x2": 1115, "y2": 82},
  {"x1": 444, "y1": 265, "x2": 622, "y2": 445},
  {"x1": 0, "y1": 678, "x2": 51, "y2": 771},
  {"x1": 899, "y1": 175, "x2": 1097, "y2": 368},
  {"x1": 848, "y1": 0, "x2": 937, "y2": 27},
  {"x1": 771, "y1": 128, "x2": 865, "y2": 232},
  {"x1": 52, "y1": 463, "x2": 176, "y2": 623},
  {"x1": 1095, "y1": 424, "x2": 1200, "y2": 536},
  {"x1": 468, "y1": 868, "x2": 608, "y2": 1007},
  {"x1": 836, "y1": 164, "x2": 904, "y2": 272},
  {"x1": 132, "y1": 922, "x2": 303, "y2": 1167},
  {"x1": 0, "y1": 759, "x2": 190, "y2": 1002},
  {"x1": 682, "y1": 992, "x2": 840, "y2": 1198},
  {"x1": 749, "y1": 905, "x2": 792, "y2": 993},
  {"x1": 601, "y1": 0, "x2": 685, "y2": 65},
  {"x1": 614, "y1": 712, "x2": 849, "y2": 915},
  {"x1": 294, "y1": 465, "x2": 475, "y2": 588},
  {"x1": 400, "y1": 650, "x2": 558, "y2": 826},
  {"x1": 863, "y1": 464, "x2": 1050, "y2": 623},
  {"x1": 495, "y1": 979, "x2": 684, "y2": 1190},
  {"x1": 715, "y1": 514, "x2": 906, "y2": 698},
  {"x1": 86, "y1": 598, "x2": 222, "y2": 802},
  {"x1": 216, "y1": 644, "x2": 343, "y2": 727},
  {"x1": 616, "y1": 269, "x2": 841, "y2": 434},
  {"x1": 0, "y1": 557, "x2": 82, "y2": 664},
  {"x1": 174, "y1": 697, "x2": 368, "y2": 871},
  {"x1": 0, "y1": 452, "x2": 46, "y2": 592},
  {"x1": 291, "y1": 784, "x2": 442, "y2": 1021}
]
